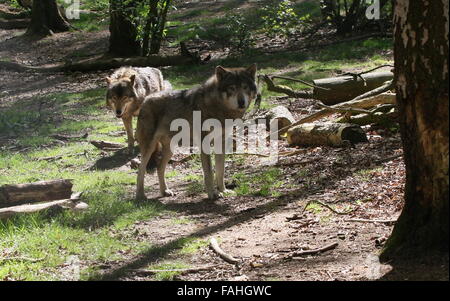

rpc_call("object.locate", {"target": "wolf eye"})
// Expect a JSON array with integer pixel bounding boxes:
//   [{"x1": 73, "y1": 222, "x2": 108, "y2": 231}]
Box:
[{"x1": 227, "y1": 86, "x2": 236, "y2": 93}]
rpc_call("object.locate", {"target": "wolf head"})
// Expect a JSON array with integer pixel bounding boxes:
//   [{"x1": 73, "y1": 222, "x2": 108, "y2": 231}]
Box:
[
  {"x1": 215, "y1": 64, "x2": 257, "y2": 113},
  {"x1": 105, "y1": 75, "x2": 137, "y2": 118}
]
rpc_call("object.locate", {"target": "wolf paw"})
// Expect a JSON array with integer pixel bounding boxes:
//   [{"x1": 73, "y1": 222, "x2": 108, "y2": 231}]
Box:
[
  {"x1": 220, "y1": 189, "x2": 236, "y2": 196},
  {"x1": 208, "y1": 190, "x2": 224, "y2": 200},
  {"x1": 161, "y1": 189, "x2": 175, "y2": 197}
]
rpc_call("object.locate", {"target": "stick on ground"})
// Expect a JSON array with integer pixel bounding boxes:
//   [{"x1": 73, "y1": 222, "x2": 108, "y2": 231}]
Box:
[
  {"x1": 302, "y1": 200, "x2": 358, "y2": 215},
  {"x1": 209, "y1": 237, "x2": 240, "y2": 264},
  {"x1": 133, "y1": 265, "x2": 217, "y2": 276},
  {"x1": 344, "y1": 218, "x2": 397, "y2": 225},
  {"x1": 292, "y1": 242, "x2": 339, "y2": 257}
]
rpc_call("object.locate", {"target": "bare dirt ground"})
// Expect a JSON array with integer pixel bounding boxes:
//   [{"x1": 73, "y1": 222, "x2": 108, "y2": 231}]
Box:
[{"x1": 1, "y1": 2, "x2": 448, "y2": 282}]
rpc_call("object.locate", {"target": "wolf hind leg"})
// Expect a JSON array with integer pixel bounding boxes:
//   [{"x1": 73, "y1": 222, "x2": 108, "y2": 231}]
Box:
[
  {"x1": 136, "y1": 139, "x2": 158, "y2": 201},
  {"x1": 157, "y1": 139, "x2": 175, "y2": 197}
]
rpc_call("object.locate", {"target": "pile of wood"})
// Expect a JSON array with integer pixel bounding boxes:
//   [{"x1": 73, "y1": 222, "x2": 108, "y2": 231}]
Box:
[
  {"x1": 0, "y1": 179, "x2": 88, "y2": 220},
  {"x1": 257, "y1": 66, "x2": 397, "y2": 147}
]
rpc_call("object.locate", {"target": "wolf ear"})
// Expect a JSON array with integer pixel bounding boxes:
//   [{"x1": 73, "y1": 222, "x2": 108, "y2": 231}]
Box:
[
  {"x1": 128, "y1": 75, "x2": 136, "y2": 86},
  {"x1": 216, "y1": 66, "x2": 229, "y2": 81},
  {"x1": 246, "y1": 63, "x2": 257, "y2": 79}
]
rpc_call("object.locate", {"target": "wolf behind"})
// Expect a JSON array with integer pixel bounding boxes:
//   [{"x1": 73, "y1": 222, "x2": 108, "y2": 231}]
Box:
[
  {"x1": 135, "y1": 64, "x2": 257, "y2": 201},
  {"x1": 106, "y1": 67, "x2": 171, "y2": 152}
]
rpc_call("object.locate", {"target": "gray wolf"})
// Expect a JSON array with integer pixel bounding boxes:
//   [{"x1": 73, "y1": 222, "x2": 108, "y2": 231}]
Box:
[
  {"x1": 106, "y1": 66, "x2": 172, "y2": 152},
  {"x1": 135, "y1": 64, "x2": 258, "y2": 200}
]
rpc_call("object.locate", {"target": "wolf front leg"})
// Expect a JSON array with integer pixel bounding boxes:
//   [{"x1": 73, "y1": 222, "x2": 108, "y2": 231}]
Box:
[
  {"x1": 215, "y1": 153, "x2": 235, "y2": 196},
  {"x1": 122, "y1": 116, "x2": 135, "y2": 153},
  {"x1": 201, "y1": 152, "x2": 220, "y2": 200}
]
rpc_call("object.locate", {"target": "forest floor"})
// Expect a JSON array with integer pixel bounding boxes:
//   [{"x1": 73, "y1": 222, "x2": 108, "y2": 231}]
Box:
[{"x1": 0, "y1": 0, "x2": 448, "y2": 281}]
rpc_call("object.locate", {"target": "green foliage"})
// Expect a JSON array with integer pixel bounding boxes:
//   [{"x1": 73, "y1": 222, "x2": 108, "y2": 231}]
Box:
[
  {"x1": 222, "y1": 12, "x2": 255, "y2": 54},
  {"x1": 260, "y1": 0, "x2": 301, "y2": 40},
  {"x1": 233, "y1": 168, "x2": 285, "y2": 197}
]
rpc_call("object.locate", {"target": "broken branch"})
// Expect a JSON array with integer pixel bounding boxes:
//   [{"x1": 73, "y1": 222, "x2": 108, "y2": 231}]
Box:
[
  {"x1": 291, "y1": 242, "x2": 339, "y2": 257},
  {"x1": 344, "y1": 218, "x2": 397, "y2": 225},
  {"x1": 209, "y1": 237, "x2": 240, "y2": 264}
]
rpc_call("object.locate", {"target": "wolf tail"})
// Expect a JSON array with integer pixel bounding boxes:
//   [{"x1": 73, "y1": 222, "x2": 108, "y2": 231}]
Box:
[
  {"x1": 163, "y1": 80, "x2": 173, "y2": 91},
  {"x1": 145, "y1": 142, "x2": 162, "y2": 173}
]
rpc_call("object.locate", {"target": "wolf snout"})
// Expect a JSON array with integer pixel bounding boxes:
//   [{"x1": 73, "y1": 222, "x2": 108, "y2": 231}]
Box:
[
  {"x1": 116, "y1": 110, "x2": 123, "y2": 118},
  {"x1": 238, "y1": 98, "x2": 246, "y2": 109}
]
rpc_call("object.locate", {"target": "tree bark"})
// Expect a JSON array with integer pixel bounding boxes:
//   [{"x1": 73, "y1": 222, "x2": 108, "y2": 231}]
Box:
[
  {"x1": 380, "y1": 0, "x2": 449, "y2": 260},
  {"x1": 287, "y1": 122, "x2": 368, "y2": 147},
  {"x1": 25, "y1": 0, "x2": 70, "y2": 36},
  {"x1": 0, "y1": 179, "x2": 73, "y2": 206},
  {"x1": 108, "y1": 0, "x2": 141, "y2": 57},
  {"x1": 313, "y1": 72, "x2": 394, "y2": 105}
]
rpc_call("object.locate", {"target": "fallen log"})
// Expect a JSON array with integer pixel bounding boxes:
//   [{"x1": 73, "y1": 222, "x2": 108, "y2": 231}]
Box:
[
  {"x1": 269, "y1": 92, "x2": 396, "y2": 138},
  {"x1": 352, "y1": 80, "x2": 394, "y2": 101},
  {"x1": 287, "y1": 122, "x2": 368, "y2": 147},
  {"x1": 338, "y1": 110, "x2": 398, "y2": 126},
  {"x1": 0, "y1": 8, "x2": 30, "y2": 20},
  {"x1": 0, "y1": 18, "x2": 29, "y2": 29},
  {"x1": 0, "y1": 53, "x2": 200, "y2": 73},
  {"x1": 312, "y1": 71, "x2": 394, "y2": 105},
  {"x1": 254, "y1": 105, "x2": 296, "y2": 137},
  {"x1": 0, "y1": 193, "x2": 88, "y2": 220},
  {"x1": 0, "y1": 179, "x2": 73, "y2": 206},
  {"x1": 259, "y1": 75, "x2": 313, "y2": 99}
]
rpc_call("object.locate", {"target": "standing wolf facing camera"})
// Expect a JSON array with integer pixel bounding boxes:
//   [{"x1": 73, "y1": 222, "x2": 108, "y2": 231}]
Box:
[
  {"x1": 106, "y1": 67, "x2": 172, "y2": 152},
  {"x1": 135, "y1": 64, "x2": 257, "y2": 201}
]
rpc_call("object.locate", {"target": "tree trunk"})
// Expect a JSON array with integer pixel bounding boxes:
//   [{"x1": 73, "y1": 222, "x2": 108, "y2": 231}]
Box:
[
  {"x1": 380, "y1": 0, "x2": 449, "y2": 260},
  {"x1": 108, "y1": 0, "x2": 141, "y2": 57},
  {"x1": 142, "y1": 0, "x2": 171, "y2": 56},
  {"x1": 25, "y1": 0, "x2": 70, "y2": 36}
]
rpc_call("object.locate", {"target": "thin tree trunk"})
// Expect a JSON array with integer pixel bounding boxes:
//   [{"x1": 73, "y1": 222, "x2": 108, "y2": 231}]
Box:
[
  {"x1": 149, "y1": 0, "x2": 171, "y2": 55},
  {"x1": 25, "y1": 0, "x2": 70, "y2": 36},
  {"x1": 380, "y1": 0, "x2": 449, "y2": 260},
  {"x1": 108, "y1": 0, "x2": 141, "y2": 57}
]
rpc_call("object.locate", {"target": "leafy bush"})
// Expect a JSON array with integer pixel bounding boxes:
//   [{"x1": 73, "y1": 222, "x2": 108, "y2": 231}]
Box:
[
  {"x1": 260, "y1": 0, "x2": 300, "y2": 40},
  {"x1": 223, "y1": 12, "x2": 255, "y2": 54}
]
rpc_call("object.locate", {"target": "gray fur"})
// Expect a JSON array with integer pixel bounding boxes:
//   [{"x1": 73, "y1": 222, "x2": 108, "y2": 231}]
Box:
[
  {"x1": 105, "y1": 66, "x2": 170, "y2": 152},
  {"x1": 135, "y1": 64, "x2": 258, "y2": 200}
]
